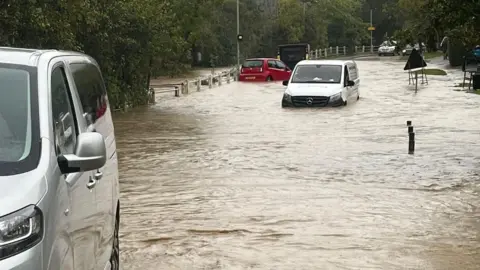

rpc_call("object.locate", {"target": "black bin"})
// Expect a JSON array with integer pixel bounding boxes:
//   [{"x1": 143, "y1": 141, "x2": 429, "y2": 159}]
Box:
[{"x1": 473, "y1": 74, "x2": 480, "y2": 90}]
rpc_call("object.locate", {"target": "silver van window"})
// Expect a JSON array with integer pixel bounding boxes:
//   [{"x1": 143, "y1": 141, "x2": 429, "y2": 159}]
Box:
[
  {"x1": 0, "y1": 67, "x2": 32, "y2": 161},
  {"x1": 51, "y1": 66, "x2": 78, "y2": 155},
  {"x1": 69, "y1": 63, "x2": 107, "y2": 126}
]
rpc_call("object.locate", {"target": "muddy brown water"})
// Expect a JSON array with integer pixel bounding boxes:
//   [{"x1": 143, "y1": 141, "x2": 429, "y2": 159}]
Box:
[{"x1": 114, "y1": 59, "x2": 480, "y2": 269}]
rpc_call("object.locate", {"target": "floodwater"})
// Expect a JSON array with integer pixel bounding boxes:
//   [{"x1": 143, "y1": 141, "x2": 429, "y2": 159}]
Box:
[{"x1": 114, "y1": 58, "x2": 480, "y2": 270}]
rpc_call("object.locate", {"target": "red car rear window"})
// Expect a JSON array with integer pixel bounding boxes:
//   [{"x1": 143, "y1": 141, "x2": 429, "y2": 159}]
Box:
[{"x1": 242, "y1": 60, "x2": 263, "y2": 68}]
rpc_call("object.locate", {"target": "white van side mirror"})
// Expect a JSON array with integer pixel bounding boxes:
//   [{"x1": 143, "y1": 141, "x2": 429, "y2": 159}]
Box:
[
  {"x1": 58, "y1": 132, "x2": 107, "y2": 174},
  {"x1": 347, "y1": 80, "x2": 355, "y2": 86},
  {"x1": 282, "y1": 80, "x2": 289, "y2": 86}
]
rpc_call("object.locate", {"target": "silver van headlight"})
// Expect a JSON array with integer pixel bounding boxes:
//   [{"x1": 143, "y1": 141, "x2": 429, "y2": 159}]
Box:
[{"x1": 0, "y1": 205, "x2": 43, "y2": 261}]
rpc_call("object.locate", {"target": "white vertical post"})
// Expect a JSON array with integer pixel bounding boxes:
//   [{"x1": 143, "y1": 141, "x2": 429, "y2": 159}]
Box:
[
  {"x1": 236, "y1": 0, "x2": 240, "y2": 69},
  {"x1": 370, "y1": 9, "x2": 373, "y2": 53}
]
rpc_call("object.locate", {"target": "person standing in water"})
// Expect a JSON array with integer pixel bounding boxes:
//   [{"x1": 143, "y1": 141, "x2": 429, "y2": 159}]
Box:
[{"x1": 440, "y1": 36, "x2": 448, "y2": 60}]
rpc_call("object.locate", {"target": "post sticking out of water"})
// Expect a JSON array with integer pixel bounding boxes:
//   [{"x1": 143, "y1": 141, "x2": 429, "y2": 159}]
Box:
[
  {"x1": 408, "y1": 125, "x2": 415, "y2": 154},
  {"x1": 174, "y1": 86, "x2": 180, "y2": 97},
  {"x1": 407, "y1": 120, "x2": 411, "y2": 126}
]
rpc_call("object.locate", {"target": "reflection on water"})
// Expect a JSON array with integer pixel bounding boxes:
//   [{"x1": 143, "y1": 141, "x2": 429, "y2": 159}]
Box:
[{"x1": 114, "y1": 59, "x2": 480, "y2": 269}]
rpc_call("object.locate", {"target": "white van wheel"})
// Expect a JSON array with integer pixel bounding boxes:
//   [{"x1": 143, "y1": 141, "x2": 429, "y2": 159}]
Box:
[
  {"x1": 357, "y1": 95, "x2": 360, "y2": 100},
  {"x1": 343, "y1": 100, "x2": 347, "y2": 106}
]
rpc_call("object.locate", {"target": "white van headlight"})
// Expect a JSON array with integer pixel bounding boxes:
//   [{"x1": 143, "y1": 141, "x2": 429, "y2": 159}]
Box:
[
  {"x1": 330, "y1": 92, "x2": 342, "y2": 101},
  {"x1": 0, "y1": 205, "x2": 43, "y2": 260},
  {"x1": 283, "y1": 92, "x2": 291, "y2": 102}
]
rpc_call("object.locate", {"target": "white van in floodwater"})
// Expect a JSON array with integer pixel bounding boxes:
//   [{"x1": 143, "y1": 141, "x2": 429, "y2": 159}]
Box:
[{"x1": 281, "y1": 60, "x2": 360, "y2": 107}]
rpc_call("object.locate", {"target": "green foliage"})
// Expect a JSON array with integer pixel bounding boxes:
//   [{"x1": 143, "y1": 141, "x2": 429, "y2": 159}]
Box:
[
  {"x1": 448, "y1": 37, "x2": 468, "y2": 67},
  {"x1": 396, "y1": 0, "x2": 480, "y2": 52},
  {"x1": 0, "y1": 0, "x2": 369, "y2": 109}
]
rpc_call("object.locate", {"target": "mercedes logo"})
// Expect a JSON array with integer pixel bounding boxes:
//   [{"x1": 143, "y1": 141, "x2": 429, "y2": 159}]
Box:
[{"x1": 306, "y1": 97, "x2": 313, "y2": 105}]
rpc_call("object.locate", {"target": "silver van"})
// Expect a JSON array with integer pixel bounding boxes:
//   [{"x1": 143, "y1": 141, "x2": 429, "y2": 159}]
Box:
[{"x1": 0, "y1": 47, "x2": 120, "y2": 270}]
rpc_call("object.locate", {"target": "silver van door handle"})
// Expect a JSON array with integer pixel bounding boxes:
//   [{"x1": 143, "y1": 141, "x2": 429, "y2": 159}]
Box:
[
  {"x1": 86, "y1": 177, "x2": 97, "y2": 189},
  {"x1": 94, "y1": 170, "x2": 103, "y2": 180}
]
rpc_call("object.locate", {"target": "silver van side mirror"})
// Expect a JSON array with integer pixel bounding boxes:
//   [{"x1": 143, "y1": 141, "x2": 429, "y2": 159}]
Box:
[{"x1": 58, "y1": 132, "x2": 107, "y2": 174}]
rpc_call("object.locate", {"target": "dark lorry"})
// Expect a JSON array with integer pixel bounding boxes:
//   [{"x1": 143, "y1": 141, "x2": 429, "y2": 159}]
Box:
[{"x1": 277, "y1": 43, "x2": 311, "y2": 70}]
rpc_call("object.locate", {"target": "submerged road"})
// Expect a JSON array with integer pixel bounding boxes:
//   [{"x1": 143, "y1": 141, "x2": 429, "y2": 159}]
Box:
[{"x1": 114, "y1": 58, "x2": 480, "y2": 269}]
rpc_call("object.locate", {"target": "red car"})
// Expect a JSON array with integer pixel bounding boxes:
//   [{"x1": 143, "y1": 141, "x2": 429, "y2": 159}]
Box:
[{"x1": 239, "y1": 58, "x2": 291, "y2": 82}]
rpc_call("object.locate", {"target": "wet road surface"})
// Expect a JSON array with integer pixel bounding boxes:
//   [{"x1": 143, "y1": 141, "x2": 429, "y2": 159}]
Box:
[{"x1": 114, "y1": 58, "x2": 480, "y2": 269}]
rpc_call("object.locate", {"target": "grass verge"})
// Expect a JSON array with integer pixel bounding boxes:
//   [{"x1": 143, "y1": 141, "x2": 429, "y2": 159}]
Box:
[
  {"x1": 399, "y1": 51, "x2": 444, "y2": 61},
  {"x1": 413, "y1": 68, "x2": 447, "y2": 76},
  {"x1": 423, "y1": 51, "x2": 443, "y2": 59}
]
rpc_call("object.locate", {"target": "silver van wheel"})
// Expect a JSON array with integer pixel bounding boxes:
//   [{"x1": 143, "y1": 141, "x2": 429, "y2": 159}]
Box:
[{"x1": 110, "y1": 208, "x2": 120, "y2": 270}]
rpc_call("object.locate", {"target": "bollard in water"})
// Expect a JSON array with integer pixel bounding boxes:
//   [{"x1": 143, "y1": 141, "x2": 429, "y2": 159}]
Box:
[
  {"x1": 408, "y1": 126, "x2": 413, "y2": 133},
  {"x1": 174, "y1": 86, "x2": 180, "y2": 97},
  {"x1": 408, "y1": 132, "x2": 415, "y2": 154},
  {"x1": 407, "y1": 120, "x2": 412, "y2": 126},
  {"x1": 148, "y1": 88, "x2": 155, "y2": 104},
  {"x1": 197, "y1": 79, "x2": 201, "y2": 91}
]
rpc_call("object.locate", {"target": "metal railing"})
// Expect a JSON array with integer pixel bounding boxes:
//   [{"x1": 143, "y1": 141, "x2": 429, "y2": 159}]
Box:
[
  {"x1": 148, "y1": 67, "x2": 238, "y2": 103},
  {"x1": 309, "y1": 45, "x2": 380, "y2": 59}
]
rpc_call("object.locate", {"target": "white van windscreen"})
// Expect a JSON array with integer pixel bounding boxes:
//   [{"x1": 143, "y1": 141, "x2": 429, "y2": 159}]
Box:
[{"x1": 291, "y1": 65, "x2": 342, "y2": 83}]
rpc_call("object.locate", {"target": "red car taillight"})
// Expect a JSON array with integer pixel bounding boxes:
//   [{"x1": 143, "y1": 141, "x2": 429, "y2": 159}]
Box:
[{"x1": 241, "y1": 68, "x2": 244, "y2": 73}]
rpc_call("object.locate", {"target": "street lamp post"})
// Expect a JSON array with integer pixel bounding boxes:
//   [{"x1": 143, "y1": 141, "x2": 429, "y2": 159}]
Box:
[{"x1": 370, "y1": 9, "x2": 373, "y2": 53}]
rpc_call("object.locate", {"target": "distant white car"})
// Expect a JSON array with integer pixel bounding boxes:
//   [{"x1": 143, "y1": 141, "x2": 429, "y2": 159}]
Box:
[{"x1": 378, "y1": 40, "x2": 397, "y2": 56}]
